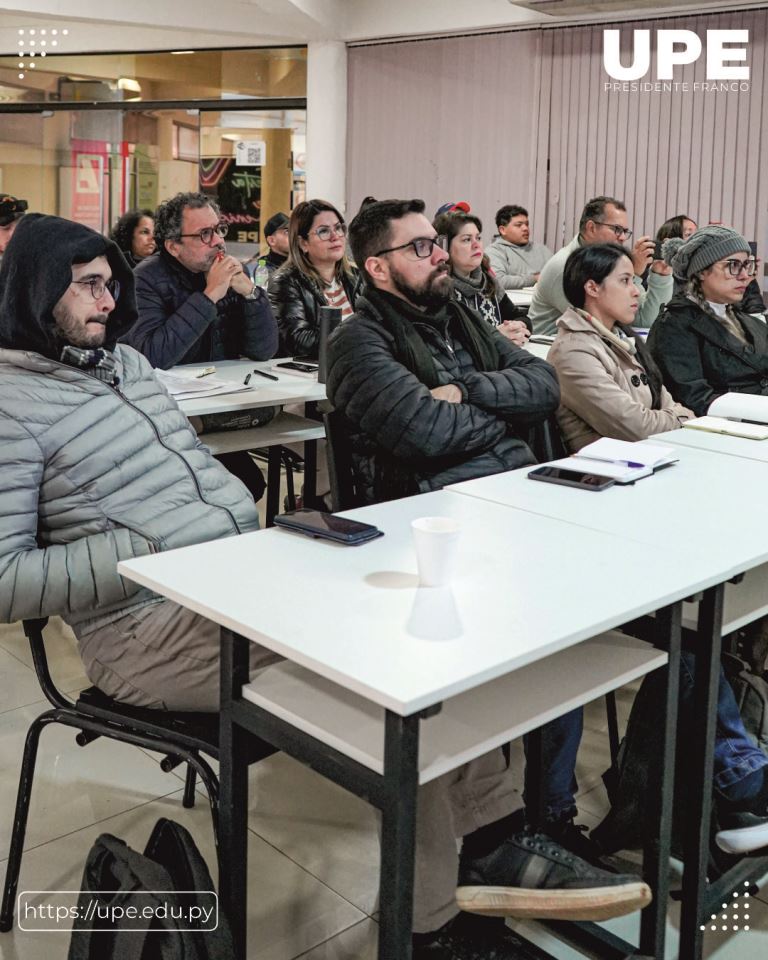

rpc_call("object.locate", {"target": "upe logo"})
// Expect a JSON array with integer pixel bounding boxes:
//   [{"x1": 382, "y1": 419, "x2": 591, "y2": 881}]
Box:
[{"x1": 603, "y1": 29, "x2": 749, "y2": 81}]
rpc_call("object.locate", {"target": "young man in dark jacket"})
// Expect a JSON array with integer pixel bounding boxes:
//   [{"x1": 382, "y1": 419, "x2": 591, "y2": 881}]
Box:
[
  {"x1": 327, "y1": 199, "x2": 649, "y2": 960},
  {"x1": 124, "y1": 192, "x2": 279, "y2": 499}
]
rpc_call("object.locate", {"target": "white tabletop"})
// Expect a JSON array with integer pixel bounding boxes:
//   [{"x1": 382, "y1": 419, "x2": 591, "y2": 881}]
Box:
[
  {"x1": 507, "y1": 288, "x2": 535, "y2": 306},
  {"x1": 172, "y1": 360, "x2": 327, "y2": 416},
  {"x1": 447, "y1": 445, "x2": 768, "y2": 581},
  {"x1": 652, "y1": 426, "x2": 768, "y2": 464},
  {"x1": 118, "y1": 490, "x2": 737, "y2": 716}
]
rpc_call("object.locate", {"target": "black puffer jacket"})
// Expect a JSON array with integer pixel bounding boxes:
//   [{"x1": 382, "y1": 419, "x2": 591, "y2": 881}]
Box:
[
  {"x1": 268, "y1": 262, "x2": 362, "y2": 358},
  {"x1": 124, "y1": 250, "x2": 277, "y2": 369},
  {"x1": 647, "y1": 293, "x2": 768, "y2": 416},
  {"x1": 327, "y1": 290, "x2": 560, "y2": 504}
]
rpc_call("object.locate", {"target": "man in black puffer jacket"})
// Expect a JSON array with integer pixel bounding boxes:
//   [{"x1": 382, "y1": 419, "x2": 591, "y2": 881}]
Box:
[
  {"x1": 327, "y1": 200, "x2": 649, "y2": 960},
  {"x1": 327, "y1": 199, "x2": 560, "y2": 505}
]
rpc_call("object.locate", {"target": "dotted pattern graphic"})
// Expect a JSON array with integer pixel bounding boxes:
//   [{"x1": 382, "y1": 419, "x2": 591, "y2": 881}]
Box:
[
  {"x1": 16, "y1": 27, "x2": 68, "y2": 80},
  {"x1": 700, "y1": 881, "x2": 752, "y2": 933}
]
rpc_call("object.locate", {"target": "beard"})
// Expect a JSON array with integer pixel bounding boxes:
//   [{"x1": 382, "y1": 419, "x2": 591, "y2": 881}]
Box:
[
  {"x1": 390, "y1": 263, "x2": 453, "y2": 310},
  {"x1": 52, "y1": 304, "x2": 107, "y2": 349}
]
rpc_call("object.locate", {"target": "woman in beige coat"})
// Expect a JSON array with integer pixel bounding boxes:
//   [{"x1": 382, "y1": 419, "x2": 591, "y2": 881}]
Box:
[{"x1": 548, "y1": 243, "x2": 693, "y2": 452}]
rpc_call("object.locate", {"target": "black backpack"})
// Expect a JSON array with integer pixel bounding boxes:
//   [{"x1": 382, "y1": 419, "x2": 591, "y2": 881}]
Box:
[{"x1": 67, "y1": 818, "x2": 233, "y2": 960}]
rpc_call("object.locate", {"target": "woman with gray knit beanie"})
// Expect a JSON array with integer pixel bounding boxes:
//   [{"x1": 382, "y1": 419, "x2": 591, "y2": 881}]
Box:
[{"x1": 647, "y1": 225, "x2": 767, "y2": 416}]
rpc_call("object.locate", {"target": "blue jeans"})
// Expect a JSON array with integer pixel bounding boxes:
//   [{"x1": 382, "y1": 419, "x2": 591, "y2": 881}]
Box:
[
  {"x1": 523, "y1": 653, "x2": 768, "y2": 820},
  {"x1": 523, "y1": 708, "x2": 583, "y2": 820},
  {"x1": 679, "y1": 650, "x2": 768, "y2": 795}
]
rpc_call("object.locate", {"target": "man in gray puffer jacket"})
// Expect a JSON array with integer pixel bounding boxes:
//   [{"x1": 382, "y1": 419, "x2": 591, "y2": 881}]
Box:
[{"x1": 0, "y1": 215, "x2": 277, "y2": 711}]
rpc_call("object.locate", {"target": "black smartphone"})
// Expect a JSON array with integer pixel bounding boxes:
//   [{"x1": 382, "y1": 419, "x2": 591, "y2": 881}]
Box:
[
  {"x1": 653, "y1": 240, "x2": 663, "y2": 260},
  {"x1": 528, "y1": 466, "x2": 615, "y2": 491},
  {"x1": 273, "y1": 508, "x2": 384, "y2": 545},
  {"x1": 291, "y1": 356, "x2": 320, "y2": 367},
  {"x1": 275, "y1": 361, "x2": 318, "y2": 373}
]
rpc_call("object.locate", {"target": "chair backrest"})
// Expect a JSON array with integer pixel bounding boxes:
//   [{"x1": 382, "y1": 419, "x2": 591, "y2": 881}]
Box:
[
  {"x1": 526, "y1": 415, "x2": 568, "y2": 464},
  {"x1": 323, "y1": 407, "x2": 364, "y2": 512},
  {"x1": 23, "y1": 617, "x2": 76, "y2": 711}
]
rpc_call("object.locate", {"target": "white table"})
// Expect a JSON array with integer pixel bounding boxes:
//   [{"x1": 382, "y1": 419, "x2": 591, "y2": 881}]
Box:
[
  {"x1": 507, "y1": 288, "x2": 536, "y2": 307},
  {"x1": 119, "y1": 489, "x2": 730, "y2": 959},
  {"x1": 447, "y1": 446, "x2": 768, "y2": 959},
  {"x1": 172, "y1": 360, "x2": 328, "y2": 524},
  {"x1": 173, "y1": 359, "x2": 327, "y2": 417},
  {"x1": 652, "y1": 425, "x2": 768, "y2": 464}
]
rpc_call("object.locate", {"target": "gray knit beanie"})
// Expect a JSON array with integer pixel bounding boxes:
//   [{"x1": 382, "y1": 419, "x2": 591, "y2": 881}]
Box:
[{"x1": 662, "y1": 226, "x2": 749, "y2": 281}]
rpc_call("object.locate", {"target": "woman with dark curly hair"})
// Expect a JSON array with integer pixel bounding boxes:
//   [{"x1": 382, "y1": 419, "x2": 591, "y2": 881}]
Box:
[{"x1": 110, "y1": 208, "x2": 155, "y2": 267}]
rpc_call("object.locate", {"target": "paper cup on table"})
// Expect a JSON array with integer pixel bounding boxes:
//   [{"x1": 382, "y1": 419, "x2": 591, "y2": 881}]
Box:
[{"x1": 411, "y1": 517, "x2": 460, "y2": 587}]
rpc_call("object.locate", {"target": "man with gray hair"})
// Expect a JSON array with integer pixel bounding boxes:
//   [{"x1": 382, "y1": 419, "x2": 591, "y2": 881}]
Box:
[
  {"x1": 125, "y1": 191, "x2": 277, "y2": 369},
  {"x1": 124, "y1": 191, "x2": 278, "y2": 500},
  {"x1": 528, "y1": 196, "x2": 673, "y2": 336}
]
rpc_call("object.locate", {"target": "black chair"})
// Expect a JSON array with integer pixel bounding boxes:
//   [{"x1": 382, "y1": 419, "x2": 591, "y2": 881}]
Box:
[
  {"x1": 0, "y1": 617, "x2": 275, "y2": 933},
  {"x1": 323, "y1": 407, "x2": 365, "y2": 512}
]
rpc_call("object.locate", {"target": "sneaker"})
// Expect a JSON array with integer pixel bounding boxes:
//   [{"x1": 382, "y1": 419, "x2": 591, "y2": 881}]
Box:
[
  {"x1": 413, "y1": 915, "x2": 552, "y2": 959},
  {"x1": 542, "y1": 813, "x2": 605, "y2": 866},
  {"x1": 716, "y1": 781, "x2": 768, "y2": 855},
  {"x1": 455, "y1": 829, "x2": 651, "y2": 921}
]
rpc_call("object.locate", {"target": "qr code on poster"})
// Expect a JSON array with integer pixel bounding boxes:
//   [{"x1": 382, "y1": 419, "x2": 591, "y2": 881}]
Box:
[{"x1": 245, "y1": 147, "x2": 260, "y2": 164}]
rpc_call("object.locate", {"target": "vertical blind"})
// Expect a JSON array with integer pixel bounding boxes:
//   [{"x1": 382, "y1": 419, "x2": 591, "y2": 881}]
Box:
[{"x1": 347, "y1": 10, "x2": 768, "y2": 263}]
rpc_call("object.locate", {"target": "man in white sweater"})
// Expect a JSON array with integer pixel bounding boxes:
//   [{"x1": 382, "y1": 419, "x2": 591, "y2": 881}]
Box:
[
  {"x1": 528, "y1": 196, "x2": 673, "y2": 336},
  {"x1": 486, "y1": 205, "x2": 552, "y2": 290}
]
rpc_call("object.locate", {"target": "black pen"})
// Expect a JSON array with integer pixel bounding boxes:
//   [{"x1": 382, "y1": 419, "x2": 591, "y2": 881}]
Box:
[
  {"x1": 251, "y1": 369, "x2": 279, "y2": 382},
  {"x1": 243, "y1": 373, "x2": 252, "y2": 385}
]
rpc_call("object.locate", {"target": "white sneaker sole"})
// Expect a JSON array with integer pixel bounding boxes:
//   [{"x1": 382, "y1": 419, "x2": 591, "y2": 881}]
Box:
[
  {"x1": 455, "y1": 882, "x2": 652, "y2": 921},
  {"x1": 716, "y1": 821, "x2": 768, "y2": 855}
]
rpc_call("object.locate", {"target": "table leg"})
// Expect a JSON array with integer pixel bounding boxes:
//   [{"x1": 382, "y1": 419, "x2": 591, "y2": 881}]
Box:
[
  {"x1": 639, "y1": 602, "x2": 682, "y2": 959},
  {"x1": 679, "y1": 583, "x2": 725, "y2": 960},
  {"x1": 303, "y1": 439, "x2": 318, "y2": 507},
  {"x1": 265, "y1": 446, "x2": 281, "y2": 526},
  {"x1": 379, "y1": 710, "x2": 421, "y2": 960},
  {"x1": 219, "y1": 628, "x2": 252, "y2": 960}
]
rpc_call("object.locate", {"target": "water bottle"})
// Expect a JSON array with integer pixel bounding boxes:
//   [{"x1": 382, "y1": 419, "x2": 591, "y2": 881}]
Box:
[{"x1": 252, "y1": 260, "x2": 270, "y2": 289}]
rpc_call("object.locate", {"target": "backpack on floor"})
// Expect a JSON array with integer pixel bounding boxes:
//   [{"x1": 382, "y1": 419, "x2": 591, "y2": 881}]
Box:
[{"x1": 67, "y1": 817, "x2": 233, "y2": 960}]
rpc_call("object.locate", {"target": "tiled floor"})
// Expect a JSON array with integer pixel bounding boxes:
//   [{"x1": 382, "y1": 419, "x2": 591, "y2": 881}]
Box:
[{"x1": 0, "y1": 616, "x2": 766, "y2": 959}]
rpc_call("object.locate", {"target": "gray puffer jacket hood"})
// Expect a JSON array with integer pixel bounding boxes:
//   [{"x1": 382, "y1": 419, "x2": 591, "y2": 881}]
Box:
[{"x1": 0, "y1": 213, "x2": 137, "y2": 358}]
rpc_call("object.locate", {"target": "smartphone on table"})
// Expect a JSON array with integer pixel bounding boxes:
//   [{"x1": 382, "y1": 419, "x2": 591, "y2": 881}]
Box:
[
  {"x1": 273, "y1": 361, "x2": 319, "y2": 377},
  {"x1": 274, "y1": 509, "x2": 384, "y2": 544},
  {"x1": 528, "y1": 466, "x2": 615, "y2": 492}
]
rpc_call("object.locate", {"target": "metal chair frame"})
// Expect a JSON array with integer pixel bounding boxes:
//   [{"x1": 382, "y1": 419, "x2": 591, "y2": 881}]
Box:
[{"x1": 0, "y1": 617, "x2": 274, "y2": 932}]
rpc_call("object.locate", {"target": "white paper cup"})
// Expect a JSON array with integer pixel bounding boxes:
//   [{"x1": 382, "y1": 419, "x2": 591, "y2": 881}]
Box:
[{"x1": 411, "y1": 516, "x2": 461, "y2": 587}]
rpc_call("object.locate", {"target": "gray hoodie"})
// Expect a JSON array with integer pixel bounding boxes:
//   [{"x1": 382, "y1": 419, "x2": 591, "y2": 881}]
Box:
[{"x1": 486, "y1": 237, "x2": 552, "y2": 290}]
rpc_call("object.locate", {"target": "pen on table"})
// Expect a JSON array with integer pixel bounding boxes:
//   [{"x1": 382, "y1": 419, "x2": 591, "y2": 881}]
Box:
[
  {"x1": 251, "y1": 369, "x2": 279, "y2": 382},
  {"x1": 243, "y1": 373, "x2": 252, "y2": 386}
]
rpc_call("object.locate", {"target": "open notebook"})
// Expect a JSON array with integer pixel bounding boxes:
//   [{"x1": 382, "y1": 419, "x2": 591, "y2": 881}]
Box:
[
  {"x1": 545, "y1": 438, "x2": 678, "y2": 483},
  {"x1": 683, "y1": 394, "x2": 768, "y2": 441}
]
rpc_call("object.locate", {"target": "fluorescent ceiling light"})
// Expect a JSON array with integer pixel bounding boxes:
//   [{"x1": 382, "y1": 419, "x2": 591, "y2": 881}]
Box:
[{"x1": 171, "y1": 50, "x2": 195, "y2": 55}]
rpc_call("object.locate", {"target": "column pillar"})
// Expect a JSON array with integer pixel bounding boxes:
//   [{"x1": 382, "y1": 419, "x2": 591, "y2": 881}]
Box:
[{"x1": 305, "y1": 40, "x2": 347, "y2": 211}]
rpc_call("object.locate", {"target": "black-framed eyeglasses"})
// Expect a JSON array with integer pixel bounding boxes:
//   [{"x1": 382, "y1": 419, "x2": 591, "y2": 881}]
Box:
[
  {"x1": 374, "y1": 235, "x2": 449, "y2": 259},
  {"x1": 71, "y1": 277, "x2": 120, "y2": 302},
  {"x1": 592, "y1": 221, "x2": 633, "y2": 240},
  {"x1": 722, "y1": 258, "x2": 758, "y2": 277},
  {"x1": 177, "y1": 221, "x2": 229, "y2": 245},
  {"x1": 310, "y1": 222, "x2": 347, "y2": 241}
]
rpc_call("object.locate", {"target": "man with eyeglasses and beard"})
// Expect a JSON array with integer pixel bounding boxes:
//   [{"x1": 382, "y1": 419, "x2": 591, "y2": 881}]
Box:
[
  {"x1": 124, "y1": 191, "x2": 278, "y2": 500},
  {"x1": 0, "y1": 214, "x2": 278, "y2": 712},
  {"x1": 327, "y1": 200, "x2": 650, "y2": 960},
  {"x1": 528, "y1": 195, "x2": 673, "y2": 337}
]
